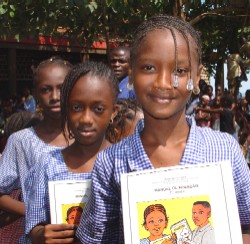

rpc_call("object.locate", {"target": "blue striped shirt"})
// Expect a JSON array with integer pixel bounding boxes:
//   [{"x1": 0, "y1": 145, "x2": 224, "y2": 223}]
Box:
[{"x1": 76, "y1": 117, "x2": 250, "y2": 243}]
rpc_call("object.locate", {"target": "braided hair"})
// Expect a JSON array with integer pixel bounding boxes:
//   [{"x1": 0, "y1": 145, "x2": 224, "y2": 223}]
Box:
[
  {"x1": 142, "y1": 204, "x2": 168, "y2": 226},
  {"x1": 60, "y1": 61, "x2": 119, "y2": 140},
  {"x1": 130, "y1": 15, "x2": 202, "y2": 79}
]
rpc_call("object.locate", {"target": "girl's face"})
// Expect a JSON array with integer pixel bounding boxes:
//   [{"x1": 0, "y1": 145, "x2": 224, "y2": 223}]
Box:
[
  {"x1": 68, "y1": 73, "x2": 115, "y2": 146},
  {"x1": 131, "y1": 29, "x2": 202, "y2": 121},
  {"x1": 144, "y1": 210, "x2": 167, "y2": 238},
  {"x1": 35, "y1": 64, "x2": 69, "y2": 119}
]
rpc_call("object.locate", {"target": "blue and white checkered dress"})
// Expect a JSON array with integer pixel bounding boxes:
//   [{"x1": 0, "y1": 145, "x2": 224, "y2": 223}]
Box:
[
  {"x1": 76, "y1": 117, "x2": 250, "y2": 244},
  {"x1": 24, "y1": 149, "x2": 91, "y2": 236},
  {"x1": 0, "y1": 127, "x2": 64, "y2": 200}
]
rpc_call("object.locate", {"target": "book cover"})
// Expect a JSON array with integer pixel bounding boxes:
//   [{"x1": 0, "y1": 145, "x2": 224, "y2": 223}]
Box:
[
  {"x1": 48, "y1": 179, "x2": 91, "y2": 224},
  {"x1": 121, "y1": 161, "x2": 242, "y2": 244}
]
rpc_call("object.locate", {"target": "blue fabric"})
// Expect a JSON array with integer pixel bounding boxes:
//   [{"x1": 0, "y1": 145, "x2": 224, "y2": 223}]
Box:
[
  {"x1": 24, "y1": 96, "x2": 36, "y2": 113},
  {"x1": 24, "y1": 149, "x2": 92, "y2": 235},
  {"x1": 76, "y1": 117, "x2": 250, "y2": 243},
  {"x1": 117, "y1": 76, "x2": 136, "y2": 100},
  {"x1": 0, "y1": 127, "x2": 63, "y2": 200}
]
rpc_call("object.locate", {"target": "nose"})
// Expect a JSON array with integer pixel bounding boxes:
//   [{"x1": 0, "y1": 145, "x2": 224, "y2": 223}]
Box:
[
  {"x1": 51, "y1": 88, "x2": 60, "y2": 101},
  {"x1": 80, "y1": 109, "x2": 93, "y2": 125},
  {"x1": 154, "y1": 68, "x2": 172, "y2": 90}
]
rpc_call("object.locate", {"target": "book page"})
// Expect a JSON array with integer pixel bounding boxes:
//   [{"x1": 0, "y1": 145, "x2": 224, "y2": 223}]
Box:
[
  {"x1": 48, "y1": 179, "x2": 91, "y2": 224},
  {"x1": 121, "y1": 162, "x2": 242, "y2": 244}
]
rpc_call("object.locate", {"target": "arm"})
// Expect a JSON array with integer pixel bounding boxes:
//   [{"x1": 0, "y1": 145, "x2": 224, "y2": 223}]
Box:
[
  {"x1": 0, "y1": 193, "x2": 25, "y2": 215},
  {"x1": 195, "y1": 106, "x2": 222, "y2": 114},
  {"x1": 242, "y1": 234, "x2": 250, "y2": 244},
  {"x1": 30, "y1": 224, "x2": 76, "y2": 244}
]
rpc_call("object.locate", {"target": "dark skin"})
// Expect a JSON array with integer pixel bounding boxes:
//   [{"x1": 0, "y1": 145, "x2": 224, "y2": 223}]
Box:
[
  {"x1": 109, "y1": 48, "x2": 130, "y2": 82},
  {"x1": 131, "y1": 29, "x2": 202, "y2": 168},
  {"x1": 0, "y1": 64, "x2": 72, "y2": 227},
  {"x1": 30, "y1": 73, "x2": 116, "y2": 243}
]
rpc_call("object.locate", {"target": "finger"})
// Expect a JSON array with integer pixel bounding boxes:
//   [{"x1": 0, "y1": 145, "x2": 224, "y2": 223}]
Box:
[{"x1": 45, "y1": 237, "x2": 75, "y2": 244}]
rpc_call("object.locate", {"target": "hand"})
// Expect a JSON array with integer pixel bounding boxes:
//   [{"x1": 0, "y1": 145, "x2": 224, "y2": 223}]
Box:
[{"x1": 43, "y1": 224, "x2": 76, "y2": 243}]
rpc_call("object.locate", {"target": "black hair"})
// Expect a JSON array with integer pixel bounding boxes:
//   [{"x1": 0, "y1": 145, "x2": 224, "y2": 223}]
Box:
[
  {"x1": 4, "y1": 111, "x2": 42, "y2": 137},
  {"x1": 130, "y1": 15, "x2": 202, "y2": 79},
  {"x1": 106, "y1": 99, "x2": 142, "y2": 143},
  {"x1": 220, "y1": 94, "x2": 234, "y2": 109},
  {"x1": 193, "y1": 201, "x2": 211, "y2": 208},
  {"x1": 33, "y1": 56, "x2": 73, "y2": 88},
  {"x1": 60, "y1": 61, "x2": 119, "y2": 140}
]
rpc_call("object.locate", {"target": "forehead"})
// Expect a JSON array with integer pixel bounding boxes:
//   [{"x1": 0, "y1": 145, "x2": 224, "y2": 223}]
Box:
[
  {"x1": 110, "y1": 49, "x2": 129, "y2": 59},
  {"x1": 135, "y1": 29, "x2": 198, "y2": 63},
  {"x1": 69, "y1": 74, "x2": 113, "y2": 100},
  {"x1": 192, "y1": 204, "x2": 209, "y2": 211}
]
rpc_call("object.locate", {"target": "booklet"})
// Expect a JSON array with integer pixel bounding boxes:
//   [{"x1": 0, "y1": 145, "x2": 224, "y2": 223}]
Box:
[
  {"x1": 121, "y1": 161, "x2": 242, "y2": 244},
  {"x1": 48, "y1": 179, "x2": 91, "y2": 224}
]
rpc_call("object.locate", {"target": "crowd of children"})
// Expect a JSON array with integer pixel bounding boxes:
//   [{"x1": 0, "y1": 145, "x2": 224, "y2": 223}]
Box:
[{"x1": 0, "y1": 14, "x2": 249, "y2": 244}]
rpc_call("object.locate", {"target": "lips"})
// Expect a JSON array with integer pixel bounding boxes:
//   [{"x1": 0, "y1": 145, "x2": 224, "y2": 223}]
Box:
[
  {"x1": 150, "y1": 93, "x2": 173, "y2": 104},
  {"x1": 49, "y1": 106, "x2": 61, "y2": 112}
]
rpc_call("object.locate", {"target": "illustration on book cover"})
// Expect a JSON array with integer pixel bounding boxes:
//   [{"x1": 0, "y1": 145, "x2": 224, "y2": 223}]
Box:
[{"x1": 138, "y1": 197, "x2": 215, "y2": 244}]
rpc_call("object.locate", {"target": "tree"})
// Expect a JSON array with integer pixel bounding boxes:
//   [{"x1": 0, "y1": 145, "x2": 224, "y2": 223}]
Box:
[{"x1": 1, "y1": 0, "x2": 249, "y2": 98}]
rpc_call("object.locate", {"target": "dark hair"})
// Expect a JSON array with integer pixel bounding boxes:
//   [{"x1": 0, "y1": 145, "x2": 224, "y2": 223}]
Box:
[
  {"x1": 60, "y1": 61, "x2": 119, "y2": 140},
  {"x1": 106, "y1": 99, "x2": 142, "y2": 143},
  {"x1": 193, "y1": 201, "x2": 211, "y2": 208},
  {"x1": 142, "y1": 204, "x2": 168, "y2": 226},
  {"x1": 220, "y1": 94, "x2": 234, "y2": 109},
  {"x1": 4, "y1": 111, "x2": 42, "y2": 137},
  {"x1": 33, "y1": 56, "x2": 72, "y2": 88},
  {"x1": 130, "y1": 15, "x2": 202, "y2": 79}
]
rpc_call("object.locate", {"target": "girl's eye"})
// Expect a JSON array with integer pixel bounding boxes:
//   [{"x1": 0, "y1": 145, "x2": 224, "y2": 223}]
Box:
[
  {"x1": 40, "y1": 87, "x2": 50, "y2": 93},
  {"x1": 143, "y1": 65, "x2": 155, "y2": 71},
  {"x1": 72, "y1": 104, "x2": 82, "y2": 112},
  {"x1": 175, "y1": 68, "x2": 189, "y2": 76},
  {"x1": 149, "y1": 220, "x2": 154, "y2": 225},
  {"x1": 158, "y1": 219, "x2": 163, "y2": 223},
  {"x1": 95, "y1": 106, "x2": 105, "y2": 113}
]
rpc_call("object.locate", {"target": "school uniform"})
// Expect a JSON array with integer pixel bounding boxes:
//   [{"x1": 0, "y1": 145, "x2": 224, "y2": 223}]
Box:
[
  {"x1": 76, "y1": 117, "x2": 250, "y2": 243},
  {"x1": 0, "y1": 127, "x2": 64, "y2": 244},
  {"x1": 24, "y1": 149, "x2": 92, "y2": 236}
]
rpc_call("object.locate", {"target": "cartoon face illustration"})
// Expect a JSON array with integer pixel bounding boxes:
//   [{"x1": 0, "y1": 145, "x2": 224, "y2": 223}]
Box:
[
  {"x1": 144, "y1": 210, "x2": 167, "y2": 237},
  {"x1": 192, "y1": 204, "x2": 211, "y2": 228},
  {"x1": 66, "y1": 206, "x2": 83, "y2": 225}
]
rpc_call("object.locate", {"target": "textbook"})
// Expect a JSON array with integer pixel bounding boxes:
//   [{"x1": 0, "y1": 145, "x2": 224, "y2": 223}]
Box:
[
  {"x1": 48, "y1": 179, "x2": 91, "y2": 224},
  {"x1": 121, "y1": 162, "x2": 242, "y2": 244}
]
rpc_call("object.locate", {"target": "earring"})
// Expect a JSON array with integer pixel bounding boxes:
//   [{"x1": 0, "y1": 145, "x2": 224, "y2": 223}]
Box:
[
  {"x1": 110, "y1": 118, "x2": 114, "y2": 124},
  {"x1": 193, "y1": 86, "x2": 200, "y2": 95},
  {"x1": 186, "y1": 78, "x2": 194, "y2": 92},
  {"x1": 172, "y1": 74, "x2": 179, "y2": 88}
]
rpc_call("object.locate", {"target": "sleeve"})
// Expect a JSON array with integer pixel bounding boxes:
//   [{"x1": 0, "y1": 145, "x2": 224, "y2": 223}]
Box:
[
  {"x1": 230, "y1": 136, "x2": 250, "y2": 226},
  {"x1": 76, "y1": 152, "x2": 122, "y2": 243},
  {"x1": 25, "y1": 160, "x2": 50, "y2": 235},
  {"x1": 0, "y1": 135, "x2": 20, "y2": 193}
]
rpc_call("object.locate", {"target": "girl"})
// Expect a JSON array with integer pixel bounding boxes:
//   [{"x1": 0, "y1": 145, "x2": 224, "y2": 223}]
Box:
[
  {"x1": 25, "y1": 61, "x2": 118, "y2": 243},
  {"x1": 76, "y1": 15, "x2": 250, "y2": 244},
  {"x1": 140, "y1": 204, "x2": 173, "y2": 244},
  {"x1": 0, "y1": 56, "x2": 72, "y2": 243}
]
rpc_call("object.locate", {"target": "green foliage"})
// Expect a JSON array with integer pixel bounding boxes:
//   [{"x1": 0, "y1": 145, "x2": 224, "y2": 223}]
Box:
[{"x1": 0, "y1": 0, "x2": 249, "y2": 80}]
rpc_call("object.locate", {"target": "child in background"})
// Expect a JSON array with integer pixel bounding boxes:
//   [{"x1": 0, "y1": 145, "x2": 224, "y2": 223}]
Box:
[
  {"x1": 0, "y1": 56, "x2": 72, "y2": 243},
  {"x1": 25, "y1": 61, "x2": 118, "y2": 243},
  {"x1": 76, "y1": 15, "x2": 250, "y2": 244},
  {"x1": 194, "y1": 94, "x2": 211, "y2": 127}
]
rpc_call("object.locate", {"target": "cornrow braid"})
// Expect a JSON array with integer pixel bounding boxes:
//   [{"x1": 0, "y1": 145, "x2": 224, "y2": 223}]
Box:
[
  {"x1": 60, "y1": 61, "x2": 119, "y2": 141},
  {"x1": 130, "y1": 15, "x2": 202, "y2": 73},
  {"x1": 33, "y1": 56, "x2": 73, "y2": 87}
]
